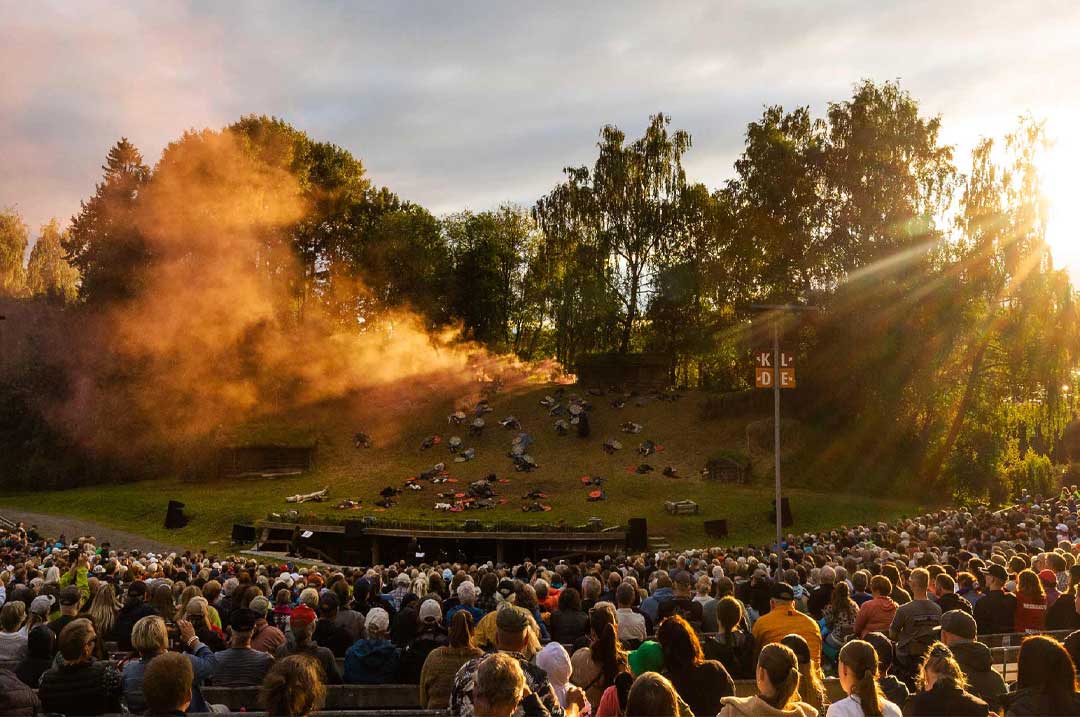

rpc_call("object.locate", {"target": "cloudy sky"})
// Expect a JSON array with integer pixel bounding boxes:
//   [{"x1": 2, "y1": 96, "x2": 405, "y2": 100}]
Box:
[{"x1": 3, "y1": 1, "x2": 1080, "y2": 269}]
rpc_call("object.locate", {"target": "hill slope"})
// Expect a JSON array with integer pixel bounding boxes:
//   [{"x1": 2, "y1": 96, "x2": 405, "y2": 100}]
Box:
[{"x1": 1, "y1": 383, "x2": 923, "y2": 550}]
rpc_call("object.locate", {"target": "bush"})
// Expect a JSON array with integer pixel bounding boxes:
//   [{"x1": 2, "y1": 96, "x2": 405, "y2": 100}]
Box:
[{"x1": 1005, "y1": 450, "x2": 1054, "y2": 501}]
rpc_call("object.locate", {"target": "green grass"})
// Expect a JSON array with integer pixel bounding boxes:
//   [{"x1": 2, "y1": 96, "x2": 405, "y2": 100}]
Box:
[{"x1": 1, "y1": 385, "x2": 925, "y2": 551}]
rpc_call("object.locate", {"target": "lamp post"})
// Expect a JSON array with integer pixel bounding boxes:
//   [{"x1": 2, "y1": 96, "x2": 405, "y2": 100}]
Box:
[{"x1": 747, "y1": 304, "x2": 819, "y2": 576}]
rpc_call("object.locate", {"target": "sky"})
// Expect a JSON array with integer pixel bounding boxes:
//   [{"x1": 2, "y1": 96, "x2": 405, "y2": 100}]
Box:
[{"x1": 3, "y1": 0, "x2": 1080, "y2": 274}]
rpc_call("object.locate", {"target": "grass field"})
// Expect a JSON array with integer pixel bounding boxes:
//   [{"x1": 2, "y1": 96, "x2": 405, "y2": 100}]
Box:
[{"x1": 0, "y1": 384, "x2": 925, "y2": 552}]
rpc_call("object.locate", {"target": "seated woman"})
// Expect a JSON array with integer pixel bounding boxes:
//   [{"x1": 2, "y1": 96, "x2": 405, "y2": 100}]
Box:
[
  {"x1": 1004, "y1": 635, "x2": 1080, "y2": 716},
  {"x1": 419, "y1": 610, "x2": 484, "y2": 709},
  {"x1": 625, "y1": 672, "x2": 680, "y2": 717},
  {"x1": 571, "y1": 602, "x2": 630, "y2": 707},
  {"x1": 827, "y1": 639, "x2": 902, "y2": 717},
  {"x1": 260, "y1": 654, "x2": 327, "y2": 717},
  {"x1": 782, "y1": 633, "x2": 829, "y2": 716},
  {"x1": 905, "y1": 642, "x2": 989, "y2": 716},
  {"x1": 658, "y1": 614, "x2": 734, "y2": 717},
  {"x1": 122, "y1": 614, "x2": 217, "y2": 715},
  {"x1": 705, "y1": 595, "x2": 756, "y2": 679},
  {"x1": 549, "y1": 588, "x2": 590, "y2": 648},
  {"x1": 719, "y1": 643, "x2": 819, "y2": 717}
]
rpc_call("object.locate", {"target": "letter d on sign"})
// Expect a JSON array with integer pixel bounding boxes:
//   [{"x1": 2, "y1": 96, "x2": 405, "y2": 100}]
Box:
[{"x1": 755, "y1": 367, "x2": 774, "y2": 388}]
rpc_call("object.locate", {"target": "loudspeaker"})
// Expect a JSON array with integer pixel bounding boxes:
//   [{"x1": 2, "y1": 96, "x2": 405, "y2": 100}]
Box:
[
  {"x1": 231, "y1": 524, "x2": 257, "y2": 544},
  {"x1": 344, "y1": 520, "x2": 365, "y2": 538},
  {"x1": 704, "y1": 519, "x2": 728, "y2": 538},
  {"x1": 768, "y1": 497, "x2": 794, "y2": 528},
  {"x1": 164, "y1": 500, "x2": 189, "y2": 530},
  {"x1": 627, "y1": 517, "x2": 648, "y2": 551}
]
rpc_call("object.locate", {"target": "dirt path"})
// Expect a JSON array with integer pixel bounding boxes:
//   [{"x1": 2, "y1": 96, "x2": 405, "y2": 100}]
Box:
[{"x1": 0, "y1": 508, "x2": 179, "y2": 554}]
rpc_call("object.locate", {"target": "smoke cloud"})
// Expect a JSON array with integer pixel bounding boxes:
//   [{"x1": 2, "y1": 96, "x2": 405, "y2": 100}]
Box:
[{"x1": 44, "y1": 127, "x2": 561, "y2": 471}]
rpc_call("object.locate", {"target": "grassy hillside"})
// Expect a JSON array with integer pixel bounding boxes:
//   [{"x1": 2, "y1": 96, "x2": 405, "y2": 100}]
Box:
[{"x1": 1, "y1": 384, "x2": 925, "y2": 551}]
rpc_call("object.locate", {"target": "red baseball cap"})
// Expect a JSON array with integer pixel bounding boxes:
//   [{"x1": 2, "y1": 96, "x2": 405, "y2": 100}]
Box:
[
  {"x1": 1038, "y1": 569, "x2": 1057, "y2": 586},
  {"x1": 290, "y1": 604, "x2": 317, "y2": 628}
]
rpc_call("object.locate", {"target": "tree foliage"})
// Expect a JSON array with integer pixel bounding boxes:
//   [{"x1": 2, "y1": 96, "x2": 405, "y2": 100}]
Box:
[
  {"x1": 0, "y1": 209, "x2": 29, "y2": 297},
  {"x1": 27, "y1": 219, "x2": 79, "y2": 303}
]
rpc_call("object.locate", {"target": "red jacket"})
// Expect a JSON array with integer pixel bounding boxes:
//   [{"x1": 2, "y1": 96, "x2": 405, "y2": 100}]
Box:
[
  {"x1": 1014, "y1": 591, "x2": 1047, "y2": 632},
  {"x1": 855, "y1": 595, "x2": 898, "y2": 637}
]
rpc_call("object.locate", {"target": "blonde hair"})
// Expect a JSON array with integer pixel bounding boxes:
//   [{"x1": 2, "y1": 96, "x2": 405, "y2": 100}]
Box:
[
  {"x1": 87, "y1": 583, "x2": 120, "y2": 640},
  {"x1": 132, "y1": 615, "x2": 168, "y2": 655},
  {"x1": 260, "y1": 654, "x2": 326, "y2": 717},
  {"x1": 475, "y1": 653, "x2": 526, "y2": 711},
  {"x1": 918, "y1": 642, "x2": 968, "y2": 691}
]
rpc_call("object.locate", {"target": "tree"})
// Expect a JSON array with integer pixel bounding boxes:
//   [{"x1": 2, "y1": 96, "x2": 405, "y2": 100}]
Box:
[
  {"x1": 65, "y1": 138, "x2": 150, "y2": 304},
  {"x1": 26, "y1": 219, "x2": 79, "y2": 303},
  {"x1": 0, "y1": 209, "x2": 28, "y2": 297}
]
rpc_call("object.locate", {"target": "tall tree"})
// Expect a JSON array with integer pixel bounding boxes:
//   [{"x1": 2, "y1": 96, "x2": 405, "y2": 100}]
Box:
[
  {"x1": 0, "y1": 209, "x2": 29, "y2": 297},
  {"x1": 26, "y1": 219, "x2": 80, "y2": 303},
  {"x1": 65, "y1": 138, "x2": 150, "y2": 304}
]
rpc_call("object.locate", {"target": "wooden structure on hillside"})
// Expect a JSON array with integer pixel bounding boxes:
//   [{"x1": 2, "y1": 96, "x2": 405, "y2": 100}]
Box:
[
  {"x1": 217, "y1": 445, "x2": 315, "y2": 478},
  {"x1": 575, "y1": 352, "x2": 671, "y2": 390},
  {"x1": 706, "y1": 455, "x2": 750, "y2": 484}
]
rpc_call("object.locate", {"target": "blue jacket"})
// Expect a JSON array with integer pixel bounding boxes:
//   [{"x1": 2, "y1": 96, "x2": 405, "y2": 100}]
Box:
[
  {"x1": 344, "y1": 639, "x2": 400, "y2": 684},
  {"x1": 640, "y1": 587, "x2": 674, "y2": 623}
]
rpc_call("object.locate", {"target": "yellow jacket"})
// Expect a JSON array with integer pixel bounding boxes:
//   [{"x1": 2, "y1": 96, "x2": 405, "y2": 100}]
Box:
[
  {"x1": 752, "y1": 603, "x2": 823, "y2": 666},
  {"x1": 472, "y1": 603, "x2": 542, "y2": 659}
]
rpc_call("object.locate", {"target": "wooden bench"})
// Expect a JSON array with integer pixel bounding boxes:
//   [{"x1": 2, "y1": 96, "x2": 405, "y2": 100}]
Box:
[{"x1": 202, "y1": 684, "x2": 422, "y2": 711}]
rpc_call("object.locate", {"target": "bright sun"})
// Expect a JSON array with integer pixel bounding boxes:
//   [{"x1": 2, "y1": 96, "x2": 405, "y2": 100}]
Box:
[{"x1": 1038, "y1": 134, "x2": 1080, "y2": 280}]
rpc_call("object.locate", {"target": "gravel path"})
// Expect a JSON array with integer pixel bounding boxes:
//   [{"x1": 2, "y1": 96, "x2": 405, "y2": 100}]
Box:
[{"x1": 0, "y1": 508, "x2": 179, "y2": 553}]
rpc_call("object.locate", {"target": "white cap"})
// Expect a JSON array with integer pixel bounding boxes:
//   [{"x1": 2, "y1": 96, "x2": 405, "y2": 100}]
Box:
[
  {"x1": 365, "y1": 607, "x2": 390, "y2": 634},
  {"x1": 418, "y1": 599, "x2": 442, "y2": 623}
]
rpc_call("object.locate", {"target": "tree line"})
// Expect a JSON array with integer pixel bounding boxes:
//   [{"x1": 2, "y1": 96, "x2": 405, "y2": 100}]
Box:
[{"x1": 1, "y1": 79, "x2": 1077, "y2": 500}]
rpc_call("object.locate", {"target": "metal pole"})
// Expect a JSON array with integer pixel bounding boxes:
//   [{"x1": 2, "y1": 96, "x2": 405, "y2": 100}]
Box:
[{"x1": 773, "y1": 320, "x2": 782, "y2": 575}]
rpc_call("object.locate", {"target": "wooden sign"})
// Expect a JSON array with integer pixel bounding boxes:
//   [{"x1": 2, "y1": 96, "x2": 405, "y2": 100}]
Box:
[
  {"x1": 755, "y1": 367, "x2": 774, "y2": 388},
  {"x1": 755, "y1": 350, "x2": 797, "y2": 389}
]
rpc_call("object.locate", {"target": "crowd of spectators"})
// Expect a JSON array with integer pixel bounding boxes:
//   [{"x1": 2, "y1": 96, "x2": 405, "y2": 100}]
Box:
[{"x1": 4, "y1": 487, "x2": 1080, "y2": 715}]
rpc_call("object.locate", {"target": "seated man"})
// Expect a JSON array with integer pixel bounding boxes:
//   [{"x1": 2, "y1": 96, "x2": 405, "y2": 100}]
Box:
[
  {"x1": 889, "y1": 567, "x2": 941, "y2": 667},
  {"x1": 39, "y1": 618, "x2": 122, "y2": 716},
  {"x1": 143, "y1": 652, "x2": 194, "y2": 717},
  {"x1": 344, "y1": 607, "x2": 401, "y2": 684},
  {"x1": 275, "y1": 604, "x2": 342, "y2": 684},
  {"x1": 751, "y1": 582, "x2": 822, "y2": 668},
  {"x1": 940, "y1": 609, "x2": 1006, "y2": 709},
  {"x1": 212, "y1": 608, "x2": 274, "y2": 687}
]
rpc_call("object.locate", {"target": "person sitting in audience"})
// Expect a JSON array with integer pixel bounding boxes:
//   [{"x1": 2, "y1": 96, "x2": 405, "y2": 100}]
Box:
[
  {"x1": 0, "y1": 662, "x2": 41, "y2": 716},
  {"x1": 862, "y1": 631, "x2": 910, "y2": 707},
  {"x1": 1004, "y1": 634, "x2": 1080, "y2": 716},
  {"x1": 855, "y1": 575, "x2": 898, "y2": 638},
  {"x1": 538, "y1": 641, "x2": 585, "y2": 714},
  {"x1": 344, "y1": 607, "x2": 401, "y2": 684},
  {"x1": 658, "y1": 613, "x2": 734, "y2": 717},
  {"x1": 114, "y1": 580, "x2": 156, "y2": 651},
  {"x1": 625, "y1": 671, "x2": 680, "y2": 717},
  {"x1": 212, "y1": 608, "x2": 274, "y2": 687},
  {"x1": 973, "y1": 564, "x2": 1016, "y2": 636},
  {"x1": 571, "y1": 602, "x2": 630, "y2": 707},
  {"x1": 0, "y1": 601, "x2": 28, "y2": 662},
  {"x1": 615, "y1": 582, "x2": 647, "y2": 647},
  {"x1": 905, "y1": 642, "x2": 989, "y2": 716},
  {"x1": 470, "y1": 652, "x2": 538, "y2": 717},
  {"x1": 445, "y1": 580, "x2": 486, "y2": 625},
  {"x1": 123, "y1": 614, "x2": 218, "y2": 713},
  {"x1": 932, "y1": 574, "x2": 972, "y2": 615},
  {"x1": 15, "y1": 623, "x2": 54, "y2": 687},
  {"x1": 719, "y1": 642, "x2": 818, "y2": 717},
  {"x1": 705, "y1": 594, "x2": 755, "y2": 679},
  {"x1": 184, "y1": 596, "x2": 227, "y2": 652},
  {"x1": 400, "y1": 597, "x2": 450, "y2": 683},
  {"x1": 248, "y1": 594, "x2": 286, "y2": 655},
  {"x1": 549, "y1": 587, "x2": 590, "y2": 648},
  {"x1": 39, "y1": 618, "x2": 123, "y2": 716},
  {"x1": 275, "y1": 603, "x2": 342, "y2": 684},
  {"x1": 260, "y1": 654, "x2": 327, "y2": 717},
  {"x1": 420, "y1": 610, "x2": 485, "y2": 709},
  {"x1": 782, "y1": 633, "x2": 829, "y2": 716},
  {"x1": 1013, "y1": 568, "x2": 1048, "y2": 633},
  {"x1": 313, "y1": 592, "x2": 354, "y2": 657},
  {"x1": 938, "y1": 609, "x2": 1005, "y2": 709},
  {"x1": 753, "y1": 582, "x2": 823, "y2": 668},
  {"x1": 142, "y1": 652, "x2": 193, "y2": 717},
  {"x1": 450, "y1": 605, "x2": 582, "y2": 717},
  {"x1": 828, "y1": 639, "x2": 902, "y2": 717}
]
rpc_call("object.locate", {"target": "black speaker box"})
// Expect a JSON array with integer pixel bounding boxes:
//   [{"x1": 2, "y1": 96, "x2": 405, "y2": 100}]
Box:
[
  {"x1": 627, "y1": 517, "x2": 648, "y2": 551},
  {"x1": 164, "y1": 500, "x2": 189, "y2": 530},
  {"x1": 704, "y1": 519, "x2": 728, "y2": 538},
  {"x1": 344, "y1": 520, "x2": 365, "y2": 538},
  {"x1": 767, "y1": 497, "x2": 794, "y2": 528},
  {"x1": 231, "y1": 524, "x2": 257, "y2": 543}
]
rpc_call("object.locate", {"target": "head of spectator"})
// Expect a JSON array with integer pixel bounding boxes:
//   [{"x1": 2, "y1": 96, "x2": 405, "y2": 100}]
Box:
[
  {"x1": 657, "y1": 614, "x2": 702, "y2": 676},
  {"x1": 933, "y1": 573, "x2": 956, "y2": 599},
  {"x1": 288, "y1": 603, "x2": 315, "y2": 642},
  {"x1": 473, "y1": 653, "x2": 527, "y2": 717},
  {"x1": 838, "y1": 640, "x2": 887, "y2": 714},
  {"x1": 626, "y1": 671, "x2": 679, "y2": 717},
  {"x1": 616, "y1": 582, "x2": 637, "y2": 610},
  {"x1": 125, "y1": 580, "x2": 148, "y2": 608},
  {"x1": 1015, "y1": 635, "x2": 1079, "y2": 711},
  {"x1": 756, "y1": 643, "x2": 802, "y2": 711},
  {"x1": 672, "y1": 571, "x2": 693, "y2": 597},
  {"x1": 149, "y1": 582, "x2": 175, "y2": 621},
  {"x1": 419, "y1": 597, "x2": 442, "y2": 627},
  {"x1": 58, "y1": 586, "x2": 81, "y2": 616},
  {"x1": 819, "y1": 565, "x2": 836, "y2": 585},
  {"x1": 716, "y1": 595, "x2": 745, "y2": 636},
  {"x1": 1017, "y1": 569, "x2": 1046, "y2": 601},
  {"x1": 940, "y1": 609, "x2": 977, "y2": 646},
  {"x1": 781, "y1": 633, "x2": 826, "y2": 709},
  {"x1": 558, "y1": 587, "x2": 582, "y2": 613},
  {"x1": 590, "y1": 602, "x2": 629, "y2": 682},
  {"x1": 581, "y1": 575, "x2": 602, "y2": 603},
  {"x1": 457, "y1": 581, "x2": 478, "y2": 606},
  {"x1": 132, "y1": 614, "x2": 169, "y2": 657},
  {"x1": 144, "y1": 652, "x2": 193, "y2": 716},
  {"x1": 494, "y1": 605, "x2": 530, "y2": 653},
  {"x1": 863, "y1": 631, "x2": 896, "y2": 675},
  {"x1": 981, "y1": 564, "x2": 1008, "y2": 592},
  {"x1": 770, "y1": 581, "x2": 796, "y2": 612},
  {"x1": 449, "y1": 609, "x2": 475, "y2": 649},
  {"x1": 58, "y1": 618, "x2": 96, "y2": 664},
  {"x1": 260, "y1": 654, "x2": 326, "y2": 717},
  {"x1": 1, "y1": 600, "x2": 26, "y2": 635},
  {"x1": 229, "y1": 608, "x2": 257, "y2": 647},
  {"x1": 870, "y1": 574, "x2": 893, "y2": 599},
  {"x1": 537, "y1": 642, "x2": 573, "y2": 708},
  {"x1": 250, "y1": 595, "x2": 271, "y2": 621},
  {"x1": 917, "y1": 642, "x2": 967, "y2": 692},
  {"x1": 365, "y1": 607, "x2": 391, "y2": 641},
  {"x1": 908, "y1": 568, "x2": 930, "y2": 599},
  {"x1": 298, "y1": 587, "x2": 320, "y2": 610},
  {"x1": 317, "y1": 592, "x2": 339, "y2": 622}
]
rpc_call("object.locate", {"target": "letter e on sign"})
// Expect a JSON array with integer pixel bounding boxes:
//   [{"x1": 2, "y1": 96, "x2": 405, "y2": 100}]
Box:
[
  {"x1": 779, "y1": 368, "x2": 796, "y2": 388},
  {"x1": 755, "y1": 367, "x2": 774, "y2": 388}
]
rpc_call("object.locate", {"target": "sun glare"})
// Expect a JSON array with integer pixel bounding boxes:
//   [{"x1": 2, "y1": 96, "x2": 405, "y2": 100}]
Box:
[{"x1": 1039, "y1": 134, "x2": 1080, "y2": 280}]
